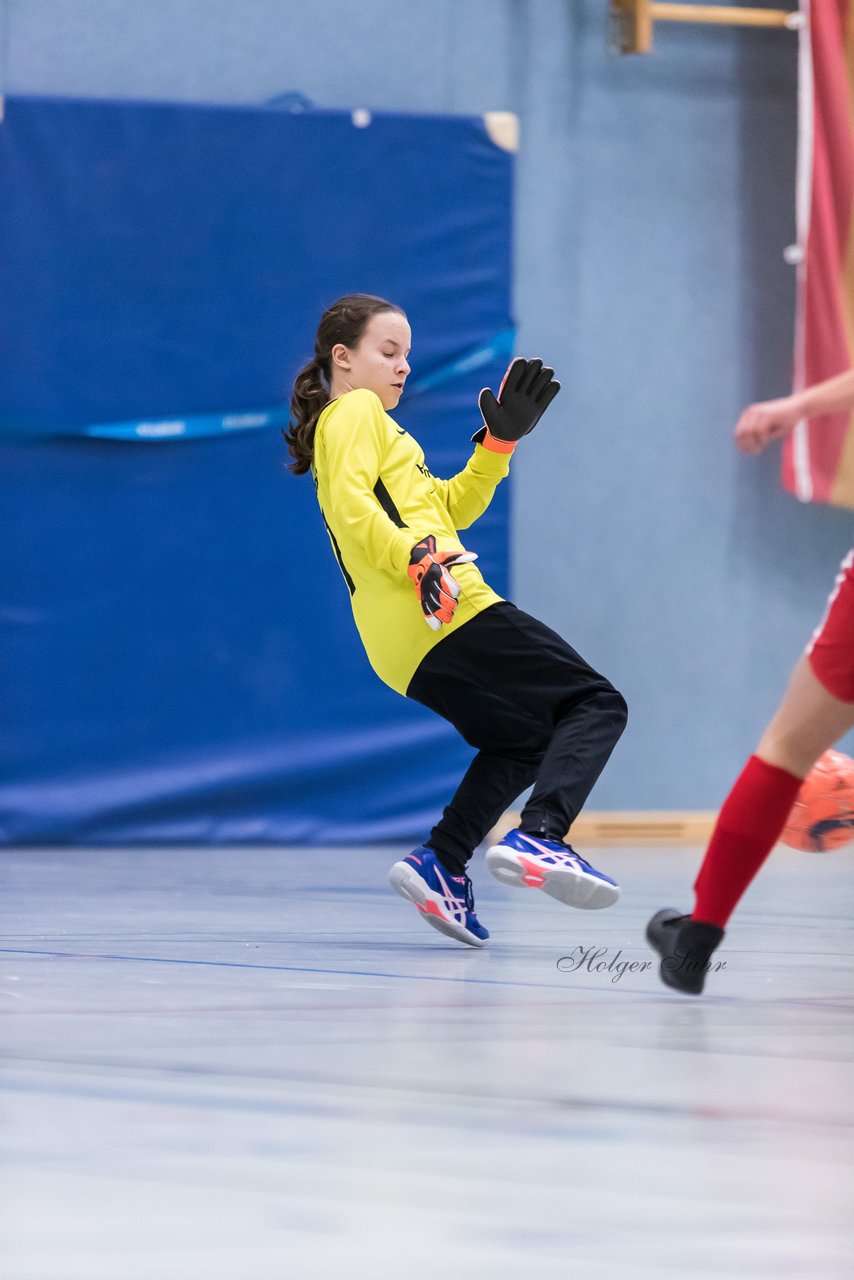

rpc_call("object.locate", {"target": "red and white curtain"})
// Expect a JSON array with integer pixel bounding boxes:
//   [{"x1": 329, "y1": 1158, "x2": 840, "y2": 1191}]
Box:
[{"x1": 785, "y1": 0, "x2": 854, "y2": 506}]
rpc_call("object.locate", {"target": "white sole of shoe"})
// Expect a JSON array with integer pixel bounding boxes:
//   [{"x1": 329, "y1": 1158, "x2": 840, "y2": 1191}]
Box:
[
  {"x1": 484, "y1": 845, "x2": 620, "y2": 911},
  {"x1": 388, "y1": 861, "x2": 487, "y2": 948}
]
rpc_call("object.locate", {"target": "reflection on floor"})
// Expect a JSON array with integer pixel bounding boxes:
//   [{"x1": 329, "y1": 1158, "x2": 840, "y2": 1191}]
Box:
[{"x1": 1, "y1": 844, "x2": 853, "y2": 1279}]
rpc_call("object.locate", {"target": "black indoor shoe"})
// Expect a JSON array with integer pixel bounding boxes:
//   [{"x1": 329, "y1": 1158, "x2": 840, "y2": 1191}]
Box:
[{"x1": 646, "y1": 908, "x2": 725, "y2": 995}]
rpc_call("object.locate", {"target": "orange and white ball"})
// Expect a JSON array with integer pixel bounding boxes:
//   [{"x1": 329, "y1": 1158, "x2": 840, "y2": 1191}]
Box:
[{"x1": 780, "y1": 749, "x2": 854, "y2": 852}]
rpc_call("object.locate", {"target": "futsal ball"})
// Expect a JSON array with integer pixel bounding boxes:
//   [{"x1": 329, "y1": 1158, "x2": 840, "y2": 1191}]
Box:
[{"x1": 780, "y1": 749, "x2": 854, "y2": 852}]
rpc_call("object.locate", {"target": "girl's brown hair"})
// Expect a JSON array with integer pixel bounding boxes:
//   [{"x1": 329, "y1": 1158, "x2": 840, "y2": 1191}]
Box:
[{"x1": 284, "y1": 293, "x2": 405, "y2": 475}]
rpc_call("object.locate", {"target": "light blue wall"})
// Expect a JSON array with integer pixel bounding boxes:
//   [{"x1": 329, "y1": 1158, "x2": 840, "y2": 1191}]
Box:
[{"x1": 4, "y1": 0, "x2": 851, "y2": 807}]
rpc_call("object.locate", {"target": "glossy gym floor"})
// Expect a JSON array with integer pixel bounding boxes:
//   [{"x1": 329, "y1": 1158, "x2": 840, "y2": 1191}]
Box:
[{"x1": 2, "y1": 843, "x2": 852, "y2": 1279}]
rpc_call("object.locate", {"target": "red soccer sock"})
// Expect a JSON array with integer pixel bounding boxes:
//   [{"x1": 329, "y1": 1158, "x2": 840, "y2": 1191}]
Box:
[{"x1": 692, "y1": 754, "x2": 803, "y2": 928}]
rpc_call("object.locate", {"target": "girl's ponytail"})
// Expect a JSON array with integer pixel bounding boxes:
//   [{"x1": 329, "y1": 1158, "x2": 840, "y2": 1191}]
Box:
[{"x1": 284, "y1": 356, "x2": 328, "y2": 475}]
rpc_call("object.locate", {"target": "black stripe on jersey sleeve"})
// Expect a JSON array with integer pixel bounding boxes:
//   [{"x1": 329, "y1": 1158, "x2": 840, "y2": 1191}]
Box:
[
  {"x1": 321, "y1": 511, "x2": 356, "y2": 596},
  {"x1": 373, "y1": 478, "x2": 408, "y2": 529}
]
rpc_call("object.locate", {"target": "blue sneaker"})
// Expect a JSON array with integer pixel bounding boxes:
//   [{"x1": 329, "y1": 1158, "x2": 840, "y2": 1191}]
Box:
[
  {"x1": 388, "y1": 847, "x2": 489, "y2": 948},
  {"x1": 485, "y1": 828, "x2": 620, "y2": 910}
]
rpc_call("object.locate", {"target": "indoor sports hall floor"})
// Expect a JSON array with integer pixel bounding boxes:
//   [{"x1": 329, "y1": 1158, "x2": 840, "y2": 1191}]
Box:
[{"x1": 2, "y1": 843, "x2": 853, "y2": 1280}]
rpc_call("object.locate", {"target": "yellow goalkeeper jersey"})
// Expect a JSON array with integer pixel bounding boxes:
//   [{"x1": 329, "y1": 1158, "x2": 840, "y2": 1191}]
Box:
[{"x1": 311, "y1": 388, "x2": 511, "y2": 694}]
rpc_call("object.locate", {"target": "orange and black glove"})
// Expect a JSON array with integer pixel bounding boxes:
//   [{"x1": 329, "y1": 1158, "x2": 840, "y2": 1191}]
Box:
[
  {"x1": 473, "y1": 357, "x2": 561, "y2": 450},
  {"x1": 407, "y1": 535, "x2": 478, "y2": 630}
]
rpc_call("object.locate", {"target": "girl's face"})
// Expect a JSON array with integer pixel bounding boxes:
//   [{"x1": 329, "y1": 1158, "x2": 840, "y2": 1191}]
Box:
[{"x1": 331, "y1": 311, "x2": 412, "y2": 410}]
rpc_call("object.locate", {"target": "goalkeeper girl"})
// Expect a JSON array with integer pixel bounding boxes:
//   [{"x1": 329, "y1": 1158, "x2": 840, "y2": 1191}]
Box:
[{"x1": 286, "y1": 294, "x2": 627, "y2": 947}]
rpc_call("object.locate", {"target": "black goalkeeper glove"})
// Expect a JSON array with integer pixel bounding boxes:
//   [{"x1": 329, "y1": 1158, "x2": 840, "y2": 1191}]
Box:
[{"x1": 473, "y1": 357, "x2": 561, "y2": 448}]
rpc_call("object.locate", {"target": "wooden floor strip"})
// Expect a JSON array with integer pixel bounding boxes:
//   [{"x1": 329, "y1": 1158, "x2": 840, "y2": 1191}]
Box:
[{"x1": 490, "y1": 811, "x2": 717, "y2": 847}]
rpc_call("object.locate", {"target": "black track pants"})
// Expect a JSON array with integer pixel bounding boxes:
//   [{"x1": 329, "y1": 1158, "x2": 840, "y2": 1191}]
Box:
[{"x1": 405, "y1": 602, "x2": 628, "y2": 875}]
